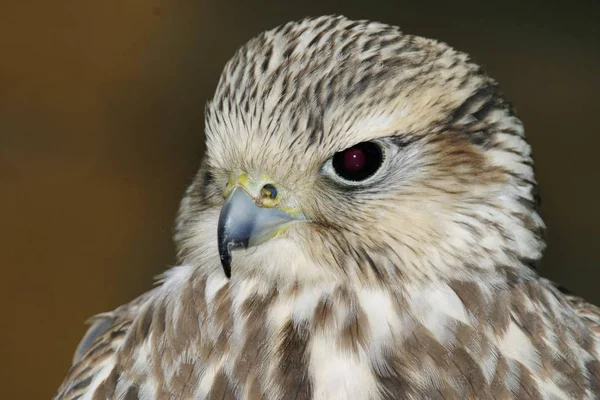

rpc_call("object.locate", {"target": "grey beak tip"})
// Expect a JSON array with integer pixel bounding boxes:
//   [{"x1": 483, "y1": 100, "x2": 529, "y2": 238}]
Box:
[
  {"x1": 221, "y1": 256, "x2": 232, "y2": 279},
  {"x1": 218, "y1": 219, "x2": 233, "y2": 279}
]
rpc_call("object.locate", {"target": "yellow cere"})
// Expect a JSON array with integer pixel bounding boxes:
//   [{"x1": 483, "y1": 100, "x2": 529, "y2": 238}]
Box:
[
  {"x1": 224, "y1": 172, "x2": 301, "y2": 215},
  {"x1": 223, "y1": 172, "x2": 251, "y2": 198}
]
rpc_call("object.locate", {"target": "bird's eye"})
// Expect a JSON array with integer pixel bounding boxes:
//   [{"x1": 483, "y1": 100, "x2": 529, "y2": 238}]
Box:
[{"x1": 331, "y1": 142, "x2": 384, "y2": 182}]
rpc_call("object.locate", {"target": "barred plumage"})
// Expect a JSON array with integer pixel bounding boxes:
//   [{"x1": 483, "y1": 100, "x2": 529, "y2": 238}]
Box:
[{"x1": 55, "y1": 16, "x2": 600, "y2": 399}]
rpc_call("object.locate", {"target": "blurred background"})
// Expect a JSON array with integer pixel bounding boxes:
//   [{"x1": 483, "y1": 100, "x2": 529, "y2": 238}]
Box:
[{"x1": 1, "y1": 0, "x2": 598, "y2": 398}]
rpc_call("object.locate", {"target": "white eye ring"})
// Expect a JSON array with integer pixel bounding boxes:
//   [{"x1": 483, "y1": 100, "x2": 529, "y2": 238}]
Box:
[{"x1": 322, "y1": 141, "x2": 387, "y2": 186}]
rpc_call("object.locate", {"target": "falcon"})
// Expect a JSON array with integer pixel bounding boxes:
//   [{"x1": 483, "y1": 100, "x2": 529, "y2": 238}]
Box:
[{"x1": 55, "y1": 15, "x2": 600, "y2": 399}]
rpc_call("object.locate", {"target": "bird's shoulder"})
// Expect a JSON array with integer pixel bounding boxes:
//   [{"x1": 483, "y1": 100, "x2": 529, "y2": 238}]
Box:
[
  {"x1": 54, "y1": 289, "x2": 157, "y2": 400},
  {"x1": 561, "y1": 288, "x2": 600, "y2": 337}
]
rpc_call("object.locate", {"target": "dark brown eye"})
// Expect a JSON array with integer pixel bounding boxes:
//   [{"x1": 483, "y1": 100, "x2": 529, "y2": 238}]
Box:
[{"x1": 332, "y1": 142, "x2": 383, "y2": 182}]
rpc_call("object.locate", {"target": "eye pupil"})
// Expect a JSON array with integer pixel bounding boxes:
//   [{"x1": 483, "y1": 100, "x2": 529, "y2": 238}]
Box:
[
  {"x1": 332, "y1": 142, "x2": 383, "y2": 182},
  {"x1": 343, "y1": 148, "x2": 367, "y2": 172}
]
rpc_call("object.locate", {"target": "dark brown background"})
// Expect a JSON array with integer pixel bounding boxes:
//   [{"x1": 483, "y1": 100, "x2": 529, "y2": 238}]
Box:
[{"x1": 1, "y1": 1, "x2": 598, "y2": 398}]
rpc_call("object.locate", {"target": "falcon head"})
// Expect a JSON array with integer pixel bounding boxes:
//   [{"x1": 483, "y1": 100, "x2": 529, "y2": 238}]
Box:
[{"x1": 175, "y1": 16, "x2": 546, "y2": 288}]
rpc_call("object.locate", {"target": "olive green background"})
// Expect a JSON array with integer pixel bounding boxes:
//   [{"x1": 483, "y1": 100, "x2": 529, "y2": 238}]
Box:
[{"x1": 1, "y1": 1, "x2": 598, "y2": 398}]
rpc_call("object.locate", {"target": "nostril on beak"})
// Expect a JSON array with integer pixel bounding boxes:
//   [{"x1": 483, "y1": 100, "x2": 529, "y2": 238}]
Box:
[{"x1": 260, "y1": 184, "x2": 278, "y2": 200}]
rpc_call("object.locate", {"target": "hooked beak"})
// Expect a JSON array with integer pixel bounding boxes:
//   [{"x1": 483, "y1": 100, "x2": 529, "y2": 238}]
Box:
[{"x1": 217, "y1": 181, "x2": 304, "y2": 278}]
